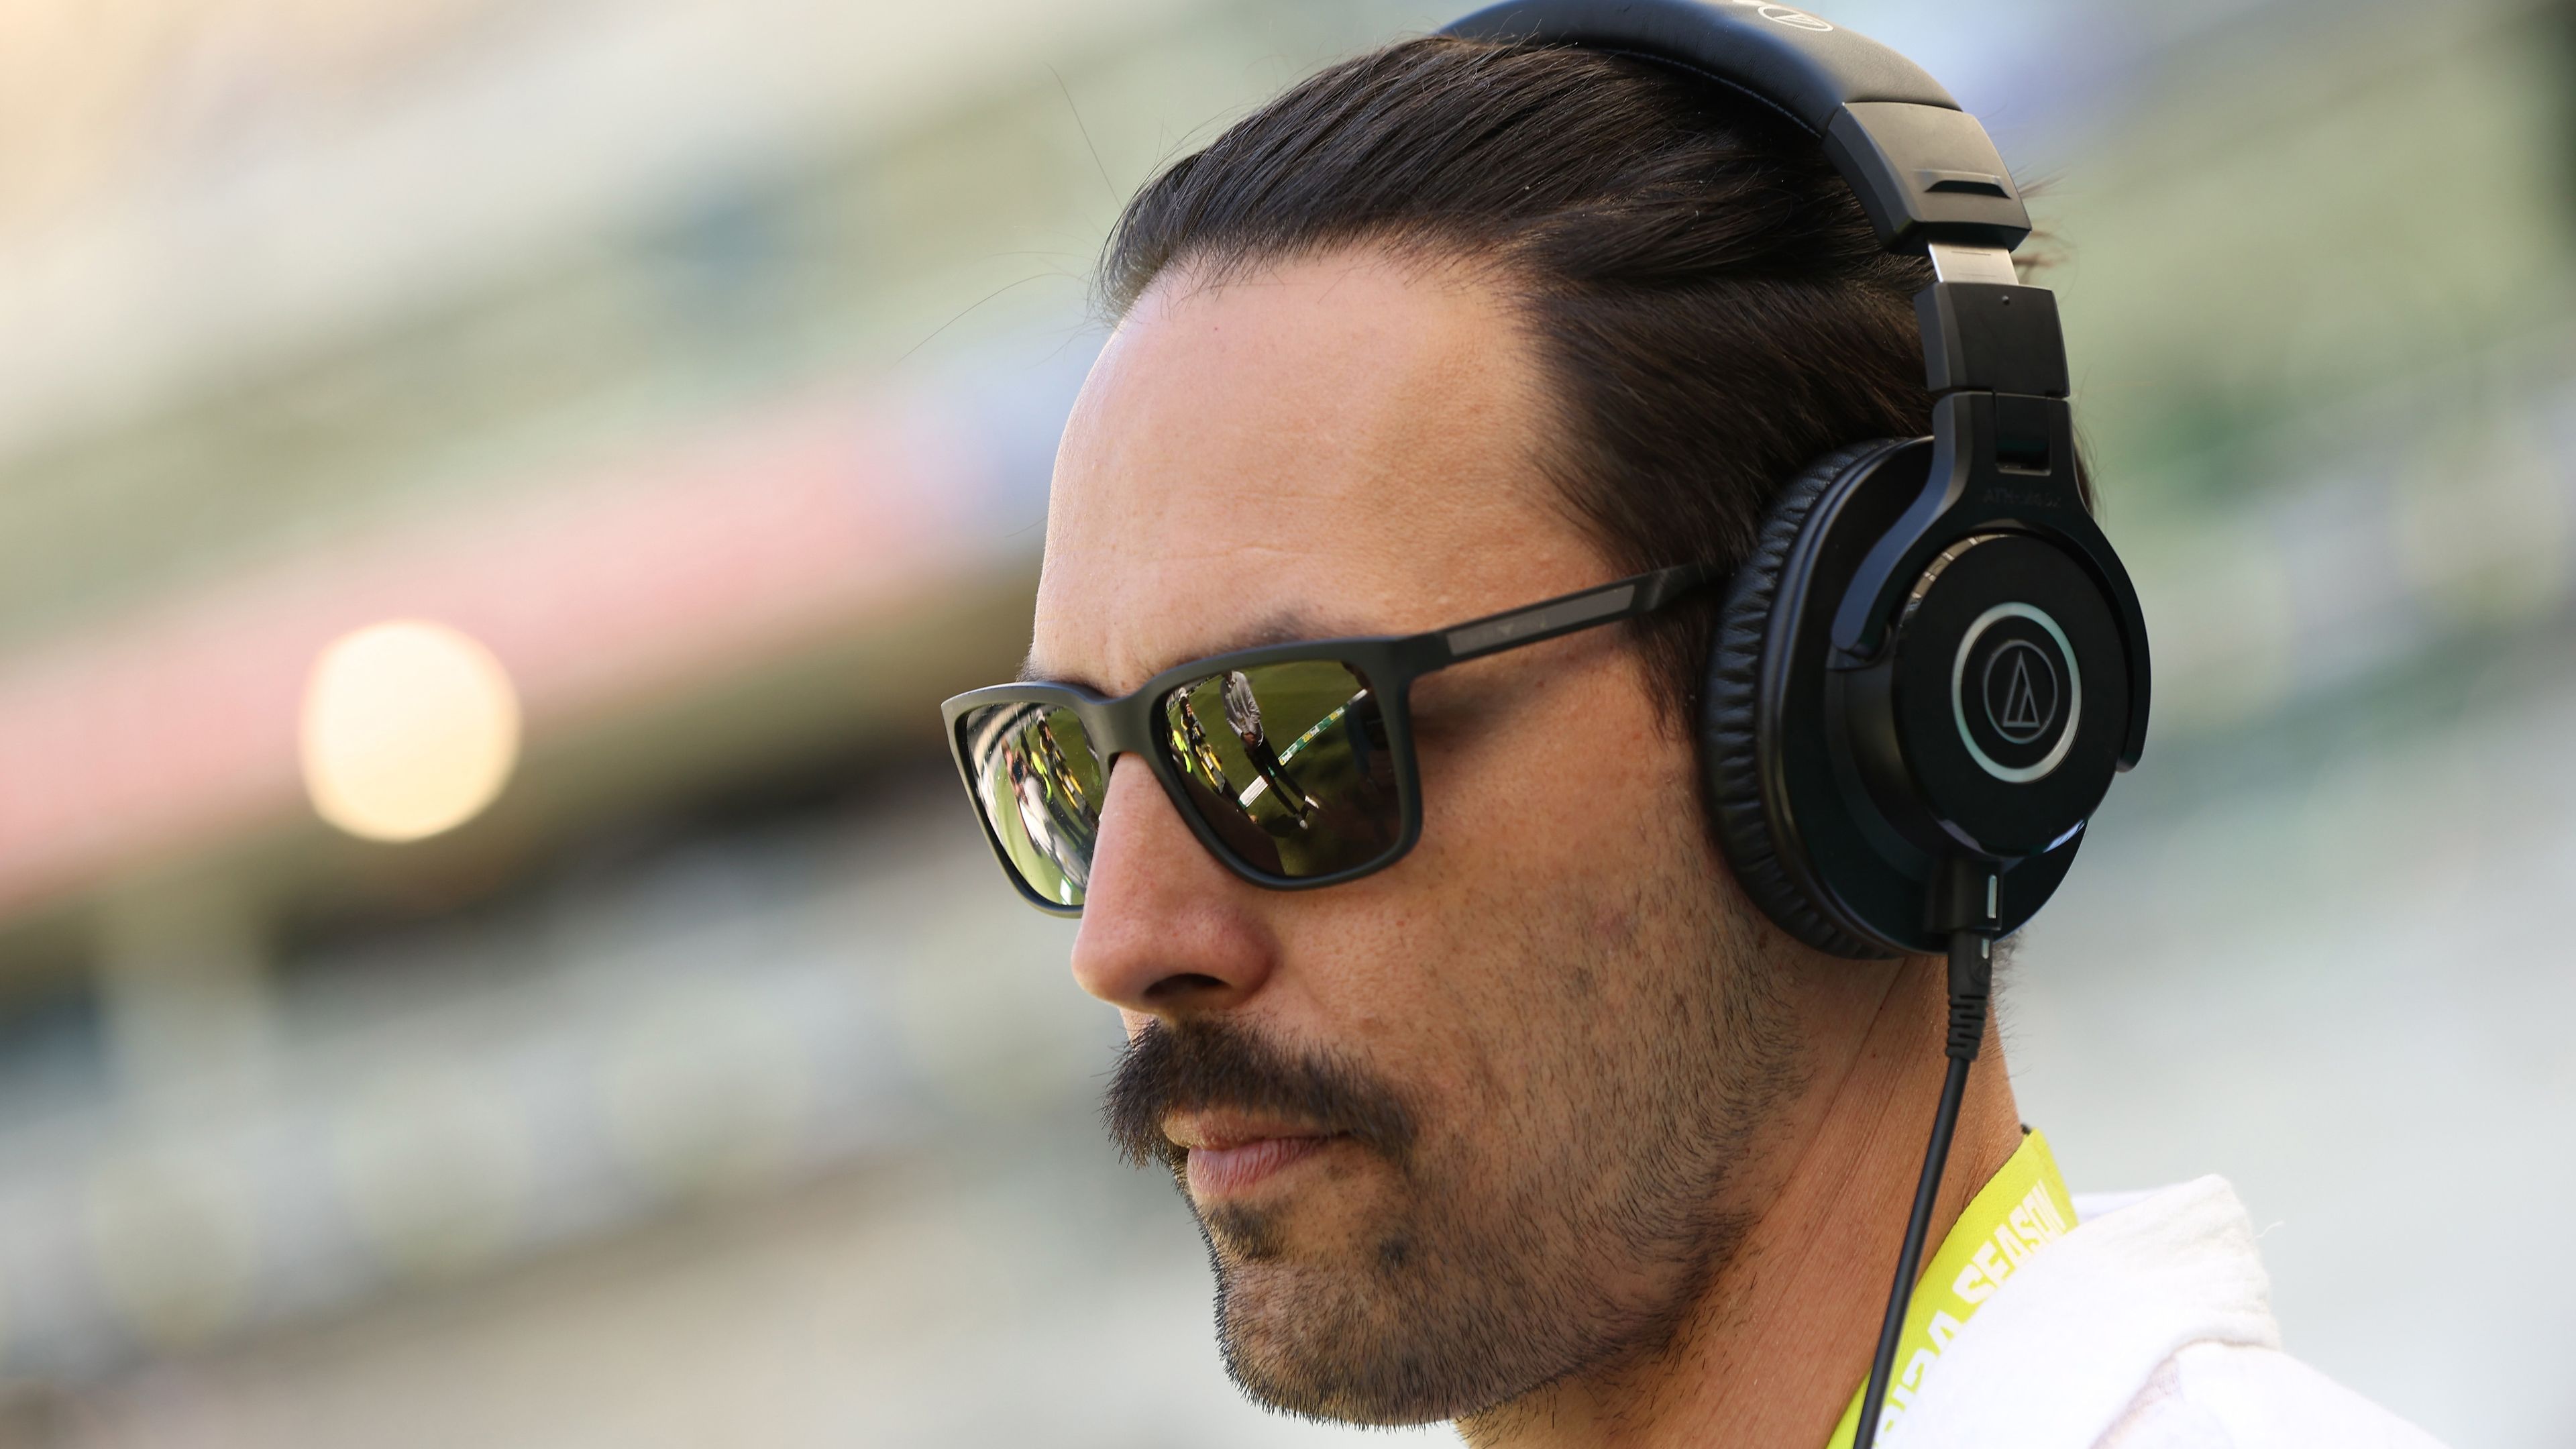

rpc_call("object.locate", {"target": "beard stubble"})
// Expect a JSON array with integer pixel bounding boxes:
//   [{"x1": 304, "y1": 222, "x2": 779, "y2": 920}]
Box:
[{"x1": 1102, "y1": 860, "x2": 1802, "y2": 1428}]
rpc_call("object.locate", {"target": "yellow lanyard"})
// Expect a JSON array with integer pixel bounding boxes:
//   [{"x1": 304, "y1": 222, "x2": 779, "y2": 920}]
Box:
[{"x1": 1822, "y1": 1130, "x2": 2078, "y2": 1449}]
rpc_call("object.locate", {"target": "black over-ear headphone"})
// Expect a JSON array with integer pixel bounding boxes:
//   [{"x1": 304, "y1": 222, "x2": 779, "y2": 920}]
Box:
[
  {"x1": 1438, "y1": 3, "x2": 2152, "y2": 1440},
  {"x1": 1445, "y1": 0, "x2": 2150, "y2": 957}
]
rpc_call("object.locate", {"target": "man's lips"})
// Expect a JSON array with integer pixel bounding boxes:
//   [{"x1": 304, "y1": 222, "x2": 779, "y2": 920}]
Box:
[{"x1": 1165, "y1": 1114, "x2": 1342, "y2": 1199}]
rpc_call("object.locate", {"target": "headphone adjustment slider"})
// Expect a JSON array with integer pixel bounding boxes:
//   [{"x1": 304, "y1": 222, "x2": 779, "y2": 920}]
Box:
[{"x1": 1927, "y1": 241, "x2": 2017, "y2": 286}]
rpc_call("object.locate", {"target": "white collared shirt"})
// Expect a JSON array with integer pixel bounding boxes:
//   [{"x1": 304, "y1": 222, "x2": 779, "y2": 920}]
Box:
[{"x1": 1892, "y1": 1176, "x2": 2445, "y2": 1449}]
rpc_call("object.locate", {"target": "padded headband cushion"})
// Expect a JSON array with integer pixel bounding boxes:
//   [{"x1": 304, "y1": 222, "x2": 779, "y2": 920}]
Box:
[
  {"x1": 1440, "y1": 0, "x2": 1955, "y2": 132},
  {"x1": 1700, "y1": 439, "x2": 1903, "y2": 959},
  {"x1": 1442, "y1": 0, "x2": 2031, "y2": 250}
]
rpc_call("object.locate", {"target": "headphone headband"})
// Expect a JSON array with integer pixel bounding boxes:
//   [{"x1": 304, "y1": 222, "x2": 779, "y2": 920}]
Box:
[{"x1": 1440, "y1": 0, "x2": 2031, "y2": 250}]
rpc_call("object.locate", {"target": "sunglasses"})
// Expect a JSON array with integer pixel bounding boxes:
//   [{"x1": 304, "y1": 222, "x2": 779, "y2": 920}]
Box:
[{"x1": 941, "y1": 562, "x2": 1723, "y2": 915}]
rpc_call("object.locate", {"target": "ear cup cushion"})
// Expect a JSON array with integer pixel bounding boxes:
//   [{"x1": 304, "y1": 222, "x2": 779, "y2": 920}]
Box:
[{"x1": 1702, "y1": 440, "x2": 1908, "y2": 959}]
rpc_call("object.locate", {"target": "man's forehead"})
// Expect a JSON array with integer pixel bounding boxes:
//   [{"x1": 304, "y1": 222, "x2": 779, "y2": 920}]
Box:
[{"x1": 1031, "y1": 250, "x2": 1593, "y2": 696}]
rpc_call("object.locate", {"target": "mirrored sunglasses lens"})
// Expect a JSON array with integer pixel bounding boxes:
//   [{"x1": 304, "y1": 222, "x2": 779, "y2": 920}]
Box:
[
  {"x1": 1159, "y1": 661, "x2": 1397, "y2": 880},
  {"x1": 961, "y1": 702, "x2": 1104, "y2": 908}
]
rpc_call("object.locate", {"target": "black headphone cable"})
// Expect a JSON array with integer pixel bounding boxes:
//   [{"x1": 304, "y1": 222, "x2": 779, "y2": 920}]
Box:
[{"x1": 1851, "y1": 925, "x2": 1996, "y2": 1449}]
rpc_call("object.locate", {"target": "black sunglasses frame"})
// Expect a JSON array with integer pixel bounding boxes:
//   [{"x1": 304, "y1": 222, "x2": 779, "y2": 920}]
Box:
[{"x1": 941, "y1": 562, "x2": 1724, "y2": 916}]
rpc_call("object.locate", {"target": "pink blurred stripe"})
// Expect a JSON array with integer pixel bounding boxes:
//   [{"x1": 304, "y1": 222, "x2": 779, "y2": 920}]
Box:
[{"x1": 0, "y1": 386, "x2": 997, "y2": 915}]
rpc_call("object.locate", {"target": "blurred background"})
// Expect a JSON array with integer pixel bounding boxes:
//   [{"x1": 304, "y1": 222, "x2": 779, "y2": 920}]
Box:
[{"x1": 0, "y1": 0, "x2": 2565, "y2": 1444}]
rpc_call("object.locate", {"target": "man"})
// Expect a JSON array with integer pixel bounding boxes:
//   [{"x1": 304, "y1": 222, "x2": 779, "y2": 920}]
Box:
[{"x1": 943, "y1": 31, "x2": 2443, "y2": 1449}]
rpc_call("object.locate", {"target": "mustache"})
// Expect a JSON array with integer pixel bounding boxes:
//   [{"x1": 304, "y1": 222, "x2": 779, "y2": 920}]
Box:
[{"x1": 1104, "y1": 1017, "x2": 1418, "y2": 1173}]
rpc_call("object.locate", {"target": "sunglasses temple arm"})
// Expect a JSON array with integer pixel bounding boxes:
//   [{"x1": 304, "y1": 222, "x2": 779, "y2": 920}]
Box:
[
  {"x1": 1630, "y1": 561, "x2": 1728, "y2": 612},
  {"x1": 1430, "y1": 561, "x2": 1727, "y2": 666}
]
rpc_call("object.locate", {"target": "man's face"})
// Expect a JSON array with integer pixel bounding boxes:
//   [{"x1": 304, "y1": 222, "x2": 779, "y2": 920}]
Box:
[{"x1": 1033, "y1": 251, "x2": 1801, "y2": 1424}]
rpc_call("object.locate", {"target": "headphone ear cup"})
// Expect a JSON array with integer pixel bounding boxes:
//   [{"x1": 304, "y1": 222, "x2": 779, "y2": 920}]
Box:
[{"x1": 1701, "y1": 441, "x2": 1907, "y2": 959}]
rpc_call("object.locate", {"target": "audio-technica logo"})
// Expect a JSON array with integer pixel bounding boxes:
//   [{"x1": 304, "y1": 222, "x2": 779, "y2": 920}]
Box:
[
  {"x1": 1982, "y1": 641, "x2": 2059, "y2": 745},
  {"x1": 1722, "y1": 1, "x2": 1835, "y2": 32},
  {"x1": 1951, "y1": 602, "x2": 2081, "y2": 784}
]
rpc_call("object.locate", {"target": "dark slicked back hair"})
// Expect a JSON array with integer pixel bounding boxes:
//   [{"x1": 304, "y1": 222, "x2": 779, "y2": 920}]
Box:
[{"x1": 1099, "y1": 35, "x2": 1945, "y2": 725}]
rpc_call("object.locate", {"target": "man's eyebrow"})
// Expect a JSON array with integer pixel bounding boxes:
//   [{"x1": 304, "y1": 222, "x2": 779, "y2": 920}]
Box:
[{"x1": 1018, "y1": 610, "x2": 1358, "y2": 693}]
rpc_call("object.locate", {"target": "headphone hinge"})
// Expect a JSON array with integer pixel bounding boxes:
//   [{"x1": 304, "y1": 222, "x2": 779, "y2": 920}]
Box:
[
  {"x1": 1828, "y1": 393, "x2": 2087, "y2": 665},
  {"x1": 1916, "y1": 281, "x2": 2070, "y2": 400},
  {"x1": 1931, "y1": 391, "x2": 2083, "y2": 519}
]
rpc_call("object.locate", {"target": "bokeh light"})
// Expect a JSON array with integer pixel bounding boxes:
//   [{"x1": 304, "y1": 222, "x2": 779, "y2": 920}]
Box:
[{"x1": 299, "y1": 621, "x2": 521, "y2": 843}]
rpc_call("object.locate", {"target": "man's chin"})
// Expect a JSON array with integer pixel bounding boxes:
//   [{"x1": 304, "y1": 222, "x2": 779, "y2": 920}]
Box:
[
  {"x1": 1212, "y1": 1255, "x2": 1454, "y2": 1427},
  {"x1": 1197, "y1": 1190, "x2": 1493, "y2": 1427}
]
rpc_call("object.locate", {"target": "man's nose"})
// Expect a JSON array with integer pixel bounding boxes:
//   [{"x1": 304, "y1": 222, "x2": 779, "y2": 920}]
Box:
[{"x1": 1069, "y1": 758, "x2": 1276, "y2": 1016}]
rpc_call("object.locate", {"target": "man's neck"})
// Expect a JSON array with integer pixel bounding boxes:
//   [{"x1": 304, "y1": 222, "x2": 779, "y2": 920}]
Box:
[{"x1": 1459, "y1": 955, "x2": 2024, "y2": 1449}]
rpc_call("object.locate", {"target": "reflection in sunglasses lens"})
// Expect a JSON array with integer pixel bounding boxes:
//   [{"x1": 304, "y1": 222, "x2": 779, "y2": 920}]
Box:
[
  {"x1": 1160, "y1": 661, "x2": 1396, "y2": 880},
  {"x1": 963, "y1": 702, "x2": 1103, "y2": 908}
]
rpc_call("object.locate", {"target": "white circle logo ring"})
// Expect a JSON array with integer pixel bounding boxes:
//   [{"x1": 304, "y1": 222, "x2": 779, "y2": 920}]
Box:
[{"x1": 1951, "y1": 603, "x2": 2081, "y2": 784}]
